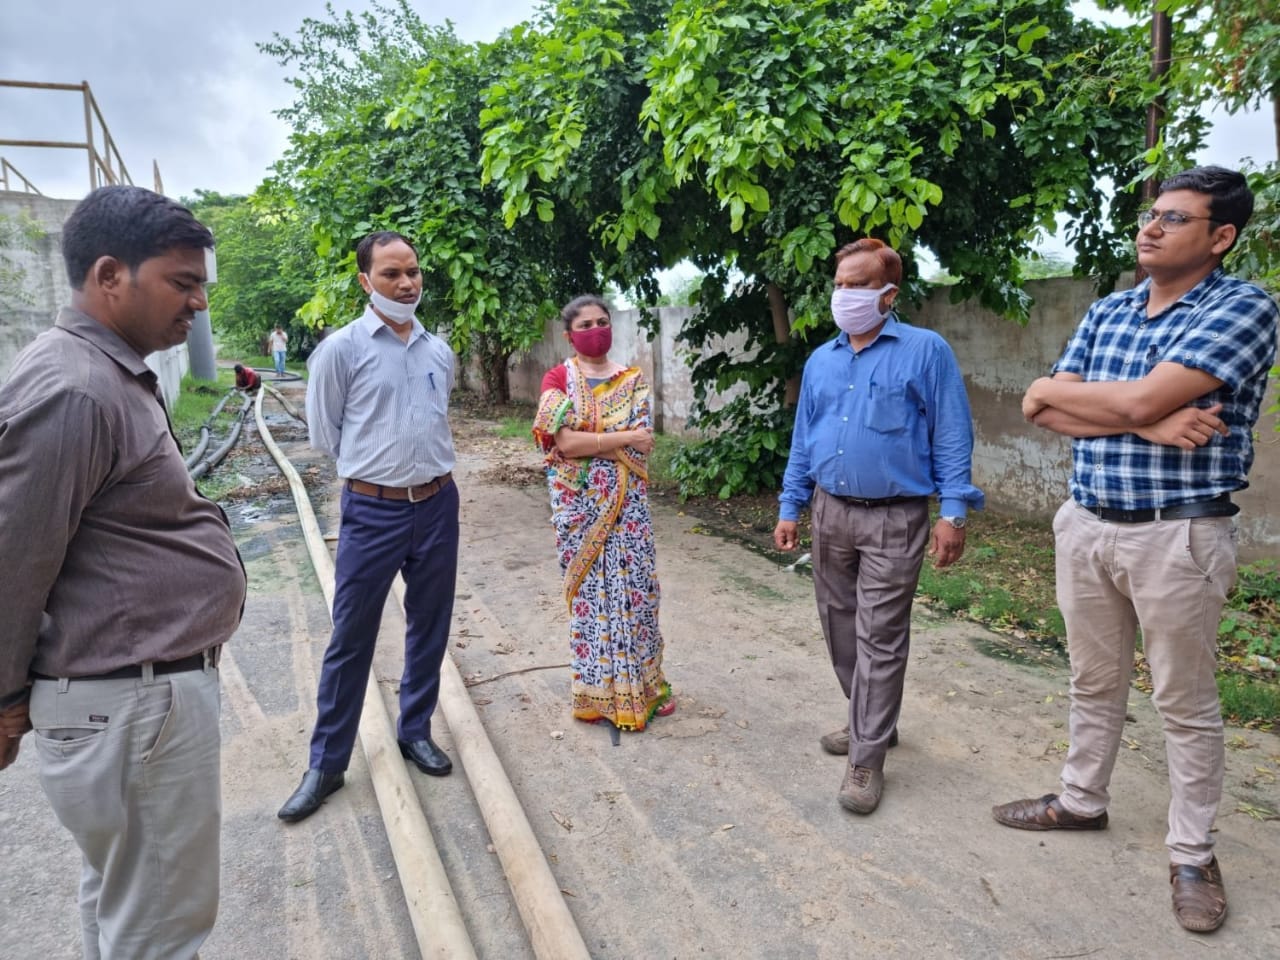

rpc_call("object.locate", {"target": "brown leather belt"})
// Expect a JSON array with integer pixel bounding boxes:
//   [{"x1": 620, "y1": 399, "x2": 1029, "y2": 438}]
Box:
[{"x1": 346, "y1": 473, "x2": 453, "y2": 503}]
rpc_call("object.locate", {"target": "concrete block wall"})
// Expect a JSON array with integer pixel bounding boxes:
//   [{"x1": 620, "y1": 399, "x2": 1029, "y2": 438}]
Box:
[
  {"x1": 1, "y1": 190, "x2": 188, "y2": 407},
  {"x1": 500, "y1": 278, "x2": 1279, "y2": 562}
]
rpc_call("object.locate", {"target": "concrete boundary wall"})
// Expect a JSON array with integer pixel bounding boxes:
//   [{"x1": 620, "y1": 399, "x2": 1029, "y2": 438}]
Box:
[
  {"x1": 1, "y1": 191, "x2": 188, "y2": 407},
  {"x1": 498, "y1": 279, "x2": 1278, "y2": 562}
]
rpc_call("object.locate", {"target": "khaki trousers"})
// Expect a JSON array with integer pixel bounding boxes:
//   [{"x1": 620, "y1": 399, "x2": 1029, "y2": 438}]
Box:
[
  {"x1": 811, "y1": 488, "x2": 930, "y2": 771},
  {"x1": 30, "y1": 665, "x2": 222, "y2": 960},
  {"x1": 1053, "y1": 500, "x2": 1236, "y2": 865}
]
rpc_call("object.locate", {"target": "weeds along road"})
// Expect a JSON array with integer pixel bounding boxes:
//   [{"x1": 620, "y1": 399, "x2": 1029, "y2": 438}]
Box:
[{"x1": 2, "y1": 384, "x2": 1278, "y2": 959}]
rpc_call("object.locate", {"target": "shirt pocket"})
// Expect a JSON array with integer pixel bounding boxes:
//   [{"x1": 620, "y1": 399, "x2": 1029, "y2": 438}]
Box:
[{"x1": 865, "y1": 379, "x2": 910, "y2": 434}]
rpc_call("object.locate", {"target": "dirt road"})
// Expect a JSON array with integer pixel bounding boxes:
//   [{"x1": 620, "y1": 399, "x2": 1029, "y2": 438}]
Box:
[{"x1": 2, "y1": 387, "x2": 1278, "y2": 959}]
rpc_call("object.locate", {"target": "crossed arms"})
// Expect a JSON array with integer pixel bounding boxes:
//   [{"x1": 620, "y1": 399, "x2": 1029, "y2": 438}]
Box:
[{"x1": 1022, "y1": 361, "x2": 1227, "y2": 447}]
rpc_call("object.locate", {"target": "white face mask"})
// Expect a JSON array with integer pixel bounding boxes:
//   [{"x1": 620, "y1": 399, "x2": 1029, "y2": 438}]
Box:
[
  {"x1": 369, "y1": 288, "x2": 421, "y2": 324},
  {"x1": 831, "y1": 285, "x2": 895, "y2": 336}
]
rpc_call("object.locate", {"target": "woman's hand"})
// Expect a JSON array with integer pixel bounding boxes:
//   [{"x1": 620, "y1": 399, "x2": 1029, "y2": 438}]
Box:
[{"x1": 626, "y1": 428, "x2": 655, "y2": 455}]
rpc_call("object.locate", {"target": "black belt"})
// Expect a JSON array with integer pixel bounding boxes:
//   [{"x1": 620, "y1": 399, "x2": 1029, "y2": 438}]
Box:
[
  {"x1": 832, "y1": 494, "x2": 928, "y2": 509},
  {"x1": 33, "y1": 647, "x2": 220, "y2": 683},
  {"x1": 1084, "y1": 494, "x2": 1238, "y2": 524},
  {"x1": 346, "y1": 474, "x2": 453, "y2": 503}
]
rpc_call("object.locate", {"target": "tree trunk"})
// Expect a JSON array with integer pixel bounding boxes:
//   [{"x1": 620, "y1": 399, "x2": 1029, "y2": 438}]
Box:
[
  {"x1": 767, "y1": 281, "x2": 800, "y2": 407},
  {"x1": 478, "y1": 334, "x2": 511, "y2": 405},
  {"x1": 1273, "y1": 88, "x2": 1279, "y2": 162}
]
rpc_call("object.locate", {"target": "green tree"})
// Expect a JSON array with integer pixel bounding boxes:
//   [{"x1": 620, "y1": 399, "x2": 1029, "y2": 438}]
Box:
[
  {"x1": 0, "y1": 211, "x2": 42, "y2": 312},
  {"x1": 264, "y1": 1, "x2": 597, "y2": 400},
  {"x1": 187, "y1": 190, "x2": 319, "y2": 359},
  {"x1": 481, "y1": 0, "x2": 1151, "y2": 496}
]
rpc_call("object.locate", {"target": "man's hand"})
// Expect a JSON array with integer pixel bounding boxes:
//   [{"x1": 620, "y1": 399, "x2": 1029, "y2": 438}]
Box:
[
  {"x1": 927, "y1": 520, "x2": 966, "y2": 569},
  {"x1": 774, "y1": 519, "x2": 799, "y2": 552},
  {"x1": 0, "y1": 700, "x2": 32, "y2": 772},
  {"x1": 1021, "y1": 377, "x2": 1053, "y2": 421},
  {"x1": 1136, "y1": 403, "x2": 1229, "y2": 450}
]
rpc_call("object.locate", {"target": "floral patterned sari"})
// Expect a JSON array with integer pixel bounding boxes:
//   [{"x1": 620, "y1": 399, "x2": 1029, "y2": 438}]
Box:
[{"x1": 533, "y1": 357, "x2": 670, "y2": 730}]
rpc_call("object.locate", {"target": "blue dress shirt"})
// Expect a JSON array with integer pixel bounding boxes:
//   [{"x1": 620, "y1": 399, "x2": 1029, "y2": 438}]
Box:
[
  {"x1": 778, "y1": 317, "x2": 984, "y2": 521},
  {"x1": 306, "y1": 307, "x2": 456, "y2": 486}
]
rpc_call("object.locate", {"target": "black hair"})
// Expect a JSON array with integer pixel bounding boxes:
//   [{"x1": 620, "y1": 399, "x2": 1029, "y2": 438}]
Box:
[
  {"x1": 560, "y1": 294, "x2": 610, "y2": 331},
  {"x1": 61, "y1": 185, "x2": 213, "y2": 290},
  {"x1": 355, "y1": 231, "x2": 418, "y2": 274},
  {"x1": 234, "y1": 364, "x2": 245, "y2": 373},
  {"x1": 1158, "y1": 166, "x2": 1254, "y2": 252}
]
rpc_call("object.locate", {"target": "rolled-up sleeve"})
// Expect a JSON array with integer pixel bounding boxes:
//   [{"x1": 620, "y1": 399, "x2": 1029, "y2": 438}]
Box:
[{"x1": 0, "y1": 390, "x2": 111, "y2": 706}]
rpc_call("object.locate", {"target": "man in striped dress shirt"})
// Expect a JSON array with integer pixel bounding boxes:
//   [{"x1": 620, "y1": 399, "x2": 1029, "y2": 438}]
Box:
[{"x1": 279, "y1": 231, "x2": 460, "y2": 823}]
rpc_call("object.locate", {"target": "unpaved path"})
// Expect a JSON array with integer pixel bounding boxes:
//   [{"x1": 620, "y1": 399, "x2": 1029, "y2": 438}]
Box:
[{"x1": 2, "y1": 385, "x2": 1277, "y2": 959}]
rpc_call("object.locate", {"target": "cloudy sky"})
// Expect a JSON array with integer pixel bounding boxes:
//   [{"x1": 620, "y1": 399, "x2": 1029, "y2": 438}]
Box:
[
  {"x1": 1, "y1": 1, "x2": 1270, "y2": 206},
  {"x1": 1, "y1": 0, "x2": 539, "y2": 202}
]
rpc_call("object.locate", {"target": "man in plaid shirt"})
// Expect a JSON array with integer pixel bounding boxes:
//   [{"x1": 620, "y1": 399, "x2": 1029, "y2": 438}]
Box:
[{"x1": 992, "y1": 166, "x2": 1278, "y2": 934}]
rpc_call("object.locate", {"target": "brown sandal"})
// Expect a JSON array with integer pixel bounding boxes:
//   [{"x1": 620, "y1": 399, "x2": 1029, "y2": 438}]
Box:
[
  {"x1": 991, "y1": 793, "x2": 1109, "y2": 831},
  {"x1": 1170, "y1": 858, "x2": 1227, "y2": 933}
]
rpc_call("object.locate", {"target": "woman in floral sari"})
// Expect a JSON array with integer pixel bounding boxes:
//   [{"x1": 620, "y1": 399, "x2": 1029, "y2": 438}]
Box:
[{"x1": 532, "y1": 295, "x2": 673, "y2": 731}]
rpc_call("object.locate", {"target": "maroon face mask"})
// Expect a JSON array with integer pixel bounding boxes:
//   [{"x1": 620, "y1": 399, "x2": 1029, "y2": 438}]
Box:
[{"x1": 569, "y1": 325, "x2": 612, "y2": 358}]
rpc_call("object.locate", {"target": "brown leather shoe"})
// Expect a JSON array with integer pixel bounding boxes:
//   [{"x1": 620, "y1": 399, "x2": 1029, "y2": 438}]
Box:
[
  {"x1": 991, "y1": 793, "x2": 1108, "y2": 831},
  {"x1": 837, "y1": 765, "x2": 883, "y2": 814},
  {"x1": 1170, "y1": 858, "x2": 1227, "y2": 933},
  {"x1": 819, "y1": 726, "x2": 898, "y2": 755}
]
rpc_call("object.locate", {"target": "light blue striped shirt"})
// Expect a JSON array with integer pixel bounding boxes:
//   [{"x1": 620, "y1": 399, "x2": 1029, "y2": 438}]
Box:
[{"x1": 305, "y1": 307, "x2": 456, "y2": 486}]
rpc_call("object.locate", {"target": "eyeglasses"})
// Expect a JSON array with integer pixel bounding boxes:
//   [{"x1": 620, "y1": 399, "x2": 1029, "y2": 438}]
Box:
[{"x1": 1137, "y1": 209, "x2": 1220, "y2": 231}]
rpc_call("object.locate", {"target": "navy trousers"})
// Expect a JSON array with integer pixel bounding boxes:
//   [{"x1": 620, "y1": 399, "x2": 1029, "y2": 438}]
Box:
[{"x1": 309, "y1": 481, "x2": 459, "y2": 773}]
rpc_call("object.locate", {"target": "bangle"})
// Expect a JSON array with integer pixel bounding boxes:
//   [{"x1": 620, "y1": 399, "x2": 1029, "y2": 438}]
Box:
[{"x1": 596, "y1": 433, "x2": 602, "y2": 453}]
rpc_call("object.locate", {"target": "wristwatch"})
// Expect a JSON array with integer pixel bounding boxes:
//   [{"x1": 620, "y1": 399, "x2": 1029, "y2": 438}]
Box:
[{"x1": 941, "y1": 516, "x2": 967, "y2": 529}]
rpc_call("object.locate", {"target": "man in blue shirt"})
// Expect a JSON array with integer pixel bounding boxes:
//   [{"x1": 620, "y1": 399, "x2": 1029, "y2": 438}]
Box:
[
  {"x1": 993, "y1": 167, "x2": 1278, "y2": 934},
  {"x1": 278, "y1": 231, "x2": 460, "y2": 823},
  {"x1": 774, "y1": 237, "x2": 983, "y2": 815}
]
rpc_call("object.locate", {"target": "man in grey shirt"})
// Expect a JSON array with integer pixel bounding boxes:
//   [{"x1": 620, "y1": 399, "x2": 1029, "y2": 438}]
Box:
[
  {"x1": 278, "y1": 230, "x2": 460, "y2": 823},
  {"x1": 0, "y1": 186, "x2": 246, "y2": 959}
]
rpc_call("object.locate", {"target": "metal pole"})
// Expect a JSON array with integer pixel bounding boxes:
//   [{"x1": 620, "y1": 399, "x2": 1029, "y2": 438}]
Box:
[
  {"x1": 1136, "y1": 6, "x2": 1172, "y2": 282},
  {"x1": 82, "y1": 82, "x2": 96, "y2": 190}
]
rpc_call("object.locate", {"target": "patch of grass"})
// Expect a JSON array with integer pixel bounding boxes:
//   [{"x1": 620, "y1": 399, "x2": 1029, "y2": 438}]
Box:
[
  {"x1": 170, "y1": 372, "x2": 236, "y2": 445},
  {"x1": 1218, "y1": 674, "x2": 1280, "y2": 729},
  {"x1": 494, "y1": 416, "x2": 531, "y2": 439},
  {"x1": 648, "y1": 433, "x2": 684, "y2": 491}
]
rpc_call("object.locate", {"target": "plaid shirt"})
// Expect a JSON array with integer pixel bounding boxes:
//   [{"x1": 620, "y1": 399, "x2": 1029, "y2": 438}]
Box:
[{"x1": 1054, "y1": 268, "x2": 1277, "y2": 510}]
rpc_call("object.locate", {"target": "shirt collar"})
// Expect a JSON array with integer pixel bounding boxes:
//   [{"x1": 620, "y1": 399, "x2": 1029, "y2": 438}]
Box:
[
  {"x1": 54, "y1": 306, "x2": 155, "y2": 382},
  {"x1": 829, "y1": 313, "x2": 902, "y2": 351},
  {"x1": 1128, "y1": 266, "x2": 1225, "y2": 313},
  {"x1": 357, "y1": 304, "x2": 427, "y2": 342}
]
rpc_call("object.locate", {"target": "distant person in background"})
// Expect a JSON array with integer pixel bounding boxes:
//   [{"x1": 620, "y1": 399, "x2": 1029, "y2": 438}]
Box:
[
  {"x1": 993, "y1": 166, "x2": 1278, "y2": 934},
  {"x1": 234, "y1": 363, "x2": 261, "y2": 393},
  {"x1": 268, "y1": 324, "x2": 288, "y2": 375},
  {"x1": 278, "y1": 230, "x2": 459, "y2": 824},
  {"x1": 533, "y1": 295, "x2": 673, "y2": 731},
  {"x1": 0, "y1": 185, "x2": 246, "y2": 959},
  {"x1": 774, "y1": 237, "x2": 982, "y2": 817}
]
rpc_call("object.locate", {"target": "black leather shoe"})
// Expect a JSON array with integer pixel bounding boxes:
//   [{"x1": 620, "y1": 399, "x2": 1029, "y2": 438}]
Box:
[
  {"x1": 277, "y1": 769, "x2": 345, "y2": 823},
  {"x1": 399, "y1": 737, "x2": 452, "y2": 776}
]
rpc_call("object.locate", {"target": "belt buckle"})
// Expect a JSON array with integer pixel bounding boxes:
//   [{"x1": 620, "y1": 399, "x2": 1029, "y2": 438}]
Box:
[{"x1": 407, "y1": 481, "x2": 429, "y2": 503}]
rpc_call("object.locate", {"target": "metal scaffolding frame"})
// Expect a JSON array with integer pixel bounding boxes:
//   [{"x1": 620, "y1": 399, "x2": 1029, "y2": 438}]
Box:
[{"x1": 0, "y1": 79, "x2": 162, "y2": 195}]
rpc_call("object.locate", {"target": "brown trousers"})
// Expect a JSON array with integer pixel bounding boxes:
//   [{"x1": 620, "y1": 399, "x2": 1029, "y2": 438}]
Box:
[{"x1": 811, "y1": 488, "x2": 930, "y2": 770}]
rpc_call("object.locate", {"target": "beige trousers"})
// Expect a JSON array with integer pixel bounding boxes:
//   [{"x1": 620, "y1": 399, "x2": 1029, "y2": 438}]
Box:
[
  {"x1": 1053, "y1": 500, "x2": 1236, "y2": 866},
  {"x1": 30, "y1": 665, "x2": 222, "y2": 960}
]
